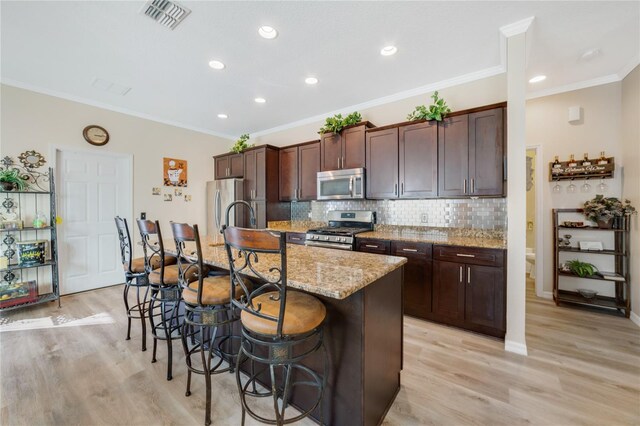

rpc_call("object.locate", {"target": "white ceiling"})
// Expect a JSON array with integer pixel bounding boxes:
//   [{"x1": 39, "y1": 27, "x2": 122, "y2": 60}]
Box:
[{"x1": 1, "y1": 1, "x2": 638, "y2": 139}]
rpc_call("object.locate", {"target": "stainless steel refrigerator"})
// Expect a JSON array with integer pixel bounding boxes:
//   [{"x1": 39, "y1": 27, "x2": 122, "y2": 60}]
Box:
[{"x1": 206, "y1": 179, "x2": 244, "y2": 238}]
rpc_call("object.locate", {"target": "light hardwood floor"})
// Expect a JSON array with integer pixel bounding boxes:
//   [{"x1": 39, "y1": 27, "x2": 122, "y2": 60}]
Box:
[{"x1": 1, "y1": 279, "x2": 639, "y2": 426}]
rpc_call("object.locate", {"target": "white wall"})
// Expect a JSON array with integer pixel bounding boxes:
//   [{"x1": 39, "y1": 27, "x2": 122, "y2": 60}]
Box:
[
  {"x1": 526, "y1": 82, "x2": 623, "y2": 296},
  {"x1": 0, "y1": 84, "x2": 232, "y2": 253},
  {"x1": 620, "y1": 66, "x2": 640, "y2": 322},
  {"x1": 253, "y1": 74, "x2": 506, "y2": 146}
]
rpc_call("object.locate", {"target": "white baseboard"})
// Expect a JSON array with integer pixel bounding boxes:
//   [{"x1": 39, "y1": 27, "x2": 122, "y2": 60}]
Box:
[
  {"x1": 541, "y1": 291, "x2": 553, "y2": 300},
  {"x1": 504, "y1": 340, "x2": 528, "y2": 356},
  {"x1": 630, "y1": 311, "x2": 640, "y2": 328}
]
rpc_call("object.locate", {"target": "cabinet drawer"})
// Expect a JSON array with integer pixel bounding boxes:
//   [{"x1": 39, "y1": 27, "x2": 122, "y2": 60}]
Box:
[
  {"x1": 356, "y1": 238, "x2": 391, "y2": 254},
  {"x1": 286, "y1": 232, "x2": 306, "y2": 245},
  {"x1": 391, "y1": 241, "x2": 432, "y2": 258},
  {"x1": 433, "y1": 245, "x2": 504, "y2": 267}
]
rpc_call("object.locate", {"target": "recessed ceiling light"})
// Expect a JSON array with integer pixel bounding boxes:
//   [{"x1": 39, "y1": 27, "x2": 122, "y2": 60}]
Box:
[
  {"x1": 305, "y1": 77, "x2": 319, "y2": 85},
  {"x1": 581, "y1": 48, "x2": 602, "y2": 61},
  {"x1": 217, "y1": 113, "x2": 228, "y2": 119},
  {"x1": 529, "y1": 75, "x2": 546, "y2": 83},
  {"x1": 258, "y1": 26, "x2": 278, "y2": 39},
  {"x1": 254, "y1": 97, "x2": 266, "y2": 104},
  {"x1": 208, "y1": 60, "x2": 225, "y2": 70},
  {"x1": 380, "y1": 45, "x2": 398, "y2": 56}
]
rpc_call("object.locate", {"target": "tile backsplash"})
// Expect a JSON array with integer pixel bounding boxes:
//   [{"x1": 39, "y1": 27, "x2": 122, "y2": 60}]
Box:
[{"x1": 291, "y1": 198, "x2": 507, "y2": 230}]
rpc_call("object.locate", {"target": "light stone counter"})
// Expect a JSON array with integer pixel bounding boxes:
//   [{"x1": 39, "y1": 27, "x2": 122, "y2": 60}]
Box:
[
  {"x1": 165, "y1": 236, "x2": 407, "y2": 300},
  {"x1": 358, "y1": 229, "x2": 506, "y2": 250},
  {"x1": 267, "y1": 221, "x2": 324, "y2": 233}
]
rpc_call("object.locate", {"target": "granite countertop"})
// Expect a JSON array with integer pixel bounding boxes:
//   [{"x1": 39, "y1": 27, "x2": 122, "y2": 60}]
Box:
[
  {"x1": 358, "y1": 226, "x2": 506, "y2": 250},
  {"x1": 267, "y1": 221, "x2": 323, "y2": 233},
  {"x1": 164, "y1": 236, "x2": 407, "y2": 300}
]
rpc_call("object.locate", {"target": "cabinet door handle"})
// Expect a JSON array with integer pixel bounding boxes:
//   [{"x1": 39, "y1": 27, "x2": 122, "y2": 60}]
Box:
[
  {"x1": 467, "y1": 266, "x2": 471, "y2": 284},
  {"x1": 456, "y1": 253, "x2": 475, "y2": 258},
  {"x1": 402, "y1": 248, "x2": 418, "y2": 252},
  {"x1": 459, "y1": 266, "x2": 463, "y2": 283},
  {"x1": 365, "y1": 244, "x2": 378, "y2": 248},
  {"x1": 394, "y1": 183, "x2": 398, "y2": 195},
  {"x1": 463, "y1": 178, "x2": 467, "y2": 194},
  {"x1": 471, "y1": 178, "x2": 475, "y2": 193},
  {"x1": 401, "y1": 182, "x2": 404, "y2": 195},
  {"x1": 290, "y1": 237, "x2": 301, "y2": 241}
]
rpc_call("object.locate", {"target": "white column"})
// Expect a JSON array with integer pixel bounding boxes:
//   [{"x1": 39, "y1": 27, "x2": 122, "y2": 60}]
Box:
[{"x1": 501, "y1": 18, "x2": 534, "y2": 356}]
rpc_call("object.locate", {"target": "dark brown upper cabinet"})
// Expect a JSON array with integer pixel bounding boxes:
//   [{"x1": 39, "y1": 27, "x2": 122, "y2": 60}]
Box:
[
  {"x1": 244, "y1": 145, "x2": 290, "y2": 227},
  {"x1": 214, "y1": 153, "x2": 243, "y2": 180},
  {"x1": 320, "y1": 122, "x2": 374, "y2": 171},
  {"x1": 366, "y1": 121, "x2": 438, "y2": 200},
  {"x1": 438, "y1": 107, "x2": 504, "y2": 197},
  {"x1": 279, "y1": 141, "x2": 320, "y2": 201}
]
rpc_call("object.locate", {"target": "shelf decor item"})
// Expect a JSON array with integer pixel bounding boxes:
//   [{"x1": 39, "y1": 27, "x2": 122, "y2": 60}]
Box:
[
  {"x1": 17, "y1": 240, "x2": 47, "y2": 266},
  {"x1": 583, "y1": 195, "x2": 636, "y2": 229},
  {"x1": 565, "y1": 259, "x2": 597, "y2": 277},
  {"x1": 230, "y1": 133, "x2": 254, "y2": 153},
  {"x1": 318, "y1": 111, "x2": 362, "y2": 135},
  {"x1": 406, "y1": 91, "x2": 452, "y2": 122},
  {"x1": 0, "y1": 280, "x2": 37, "y2": 308},
  {"x1": 0, "y1": 168, "x2": 29, "y2": 191},
  {"x1": 549, "y1": 156, "x2": 615, "y2": 181}
]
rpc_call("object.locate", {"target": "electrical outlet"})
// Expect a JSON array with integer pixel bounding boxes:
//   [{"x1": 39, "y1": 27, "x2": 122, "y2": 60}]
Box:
[
  {"x1": 420, "y1": 213, "x2": 428, "y2": 223},
  {"x1": 140, "y1": 212, "x2": 146, "y2": 220},
  {"x1": 308, "y1": 212, "x2": 312, "y2": 218}
]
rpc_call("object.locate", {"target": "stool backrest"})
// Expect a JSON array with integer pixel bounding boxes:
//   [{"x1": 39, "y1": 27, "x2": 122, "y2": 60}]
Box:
[
  {"x1": 223, "y1": 227, "x2": 287, "y2": 337},
  {"x1": 115, "y1": 216, "x2": 134, "y2": 275},
  {"x1": 137, "y1": 219, "x2": 167, "y2": 283},
  {"x1": 171, "y1": 222, "x2": 207, "y2": 305}
]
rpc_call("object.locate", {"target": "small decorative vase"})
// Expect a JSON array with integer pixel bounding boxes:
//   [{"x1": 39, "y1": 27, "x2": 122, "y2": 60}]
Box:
[
  {"x1": 0, "y1": 181, "x2": 14, "y2": 191},
  {"x1": 596, "y1": 218, "x2": 613, "y2": 229}
]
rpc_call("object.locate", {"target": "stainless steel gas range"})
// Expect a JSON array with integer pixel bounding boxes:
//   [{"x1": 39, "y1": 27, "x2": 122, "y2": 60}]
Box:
[{"x1": 305, "y1": 210, "x2": 376, "y2": 251}]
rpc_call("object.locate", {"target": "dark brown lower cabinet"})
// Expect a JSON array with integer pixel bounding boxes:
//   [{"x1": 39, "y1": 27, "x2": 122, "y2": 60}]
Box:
[
  {"x1": 432, "y1": 260, "x2": 466, "y2": 322},
  {"x1": 391, "y1": 241, "x2": 432, "y2": 319},
  {"x1": 355, "y1": 238, "x2": 390, "y2": 255},
  {"x1": 285, "y1": 232, "x2": 306, "y2": 245}
]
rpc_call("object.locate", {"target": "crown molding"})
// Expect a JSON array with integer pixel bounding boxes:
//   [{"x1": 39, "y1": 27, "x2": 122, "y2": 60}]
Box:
[
  {"x1": 526, "y1": 73, "x2": 621, "y2": 100},
  {"x1": 499, "y1": 16, "x2": 535, "y2": 38},
  {"x1": 252, "y1": 65, "x2": 506, "y2": 137},
  {"x1": 0, "y1": 79, "x2": 236, "y2": 141},
  {"x1": 618, "y1": 55, "x2": 639, "y2": 80}
]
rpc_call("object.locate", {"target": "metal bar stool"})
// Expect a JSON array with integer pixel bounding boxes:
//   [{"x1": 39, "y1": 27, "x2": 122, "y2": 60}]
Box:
[
  {"x1": 223, "y1": 226, "x2": 328, "y2": 426},
  {"x1": 137, "y1": 219, "x2": 183, "y2": 380},
  {"x1": 115, "y1": 216, "x2": 154, "y2": 351},
  {"x1": 171, "y1": 222, "x2": 243, "y2": 426}
]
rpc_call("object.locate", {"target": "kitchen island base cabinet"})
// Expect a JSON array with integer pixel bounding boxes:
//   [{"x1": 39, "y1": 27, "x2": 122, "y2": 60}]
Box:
[{"x1": 391, "y1": 241, "x2": 433, "y2": 319}]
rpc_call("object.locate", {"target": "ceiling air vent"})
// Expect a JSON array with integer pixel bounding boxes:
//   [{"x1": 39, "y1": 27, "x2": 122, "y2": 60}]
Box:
[{"x1": 141, "y1": 0, "x2": 191, "y2": 30}]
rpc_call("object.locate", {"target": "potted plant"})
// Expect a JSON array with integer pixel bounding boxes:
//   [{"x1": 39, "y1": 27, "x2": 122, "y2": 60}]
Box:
[
  {"x1": 0, "y1": 169, "x2": 28, "y2": 191},
  {"x1": 564, "y1": 259, "x2": 597, "y2": 277},
  {"x1": 583, "y1": 195, "x2": 637, "y2": 229},
  {"x1": 230, "y1": 134, "x2": 254, "y2": 153},
  {"x1": 318, "y1": 112, "x2": 362, "y2": 135},
  {"x1": 406, "y1": 91, "x2": 452, "y2": 122}
]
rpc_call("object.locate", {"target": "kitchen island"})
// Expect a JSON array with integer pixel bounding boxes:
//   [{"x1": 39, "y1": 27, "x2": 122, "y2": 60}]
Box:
[{"x1": 166, "y1": 236, "x2": 407, "y2": 426}]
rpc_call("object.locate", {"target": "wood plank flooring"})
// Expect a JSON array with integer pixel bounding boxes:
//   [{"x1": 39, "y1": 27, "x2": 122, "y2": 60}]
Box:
[{"x1": 1, "y1": 279, "x2": 638, "y2": 425}]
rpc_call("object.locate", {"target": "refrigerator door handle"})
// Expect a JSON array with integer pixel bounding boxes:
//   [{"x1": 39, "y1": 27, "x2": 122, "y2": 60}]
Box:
[{"x1": 215, "y1": 190, "x2": 221, "y2": 231}]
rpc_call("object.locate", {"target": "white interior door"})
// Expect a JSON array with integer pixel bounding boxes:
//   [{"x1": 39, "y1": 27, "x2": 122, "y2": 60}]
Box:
[{"x1": 57, "y1": 149, "x2": 132, "y2": 295}]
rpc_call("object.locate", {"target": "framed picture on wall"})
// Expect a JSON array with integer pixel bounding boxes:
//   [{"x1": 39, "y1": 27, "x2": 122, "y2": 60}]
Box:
[{"x1": 163, "y1": 157, "x2": 188, "y2": 187}]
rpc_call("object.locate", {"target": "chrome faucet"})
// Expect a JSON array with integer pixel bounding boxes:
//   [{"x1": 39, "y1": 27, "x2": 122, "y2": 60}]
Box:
[{"x1": 223, "y1": 200, "x2": 256, "y2": 231}]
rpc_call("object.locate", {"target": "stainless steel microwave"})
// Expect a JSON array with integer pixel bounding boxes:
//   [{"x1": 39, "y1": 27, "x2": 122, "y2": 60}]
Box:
[{"x1": 317, "y1": 168, "x2": 365, "y2": 200}]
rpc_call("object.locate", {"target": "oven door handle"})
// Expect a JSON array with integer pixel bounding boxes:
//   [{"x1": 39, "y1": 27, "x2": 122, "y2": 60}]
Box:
[{"x1": 304, "y1": 240, "x2": 353, "y2": 250}]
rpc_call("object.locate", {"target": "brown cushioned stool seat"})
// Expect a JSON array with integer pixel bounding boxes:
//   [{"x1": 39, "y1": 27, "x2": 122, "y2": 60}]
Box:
[
  {"x1": 126, "y1": 255, "x2": 177, "y2": 273},
  {"x1": 241, "y1": 290, "x2": 326, "y2": 336},
  {"x1": 148, "y1": 263, "x2": 201, "y2": 285},
  {"x1": 182, "y1": 275, "x2": 244, "y2": 306}
]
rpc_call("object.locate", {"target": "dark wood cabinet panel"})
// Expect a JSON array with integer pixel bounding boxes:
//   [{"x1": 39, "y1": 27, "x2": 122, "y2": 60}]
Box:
[
  {"x1": 279, "y1": 147, "x2": 298, "y2": 201},
  {"x1": 228, "y1": 154, "x2": 244, "y2": 178},
  {"x1": 392, "y1": 241, "x2": 432, "y2": 319},
  {"x1": 432, "y1": 260, "x2": 465, "y2": 323},
  {"x1": 214, "y1": 156, "x2": 228, "y2": 180},
  {"x1": 286, "y1": 232, "x2": 306, "y2": 245},
  {"x1": 244, "y1": 146, "x2": 290, "y2": 228},
  {"x1": 366, "y1": 128, "x2": 399, "y2": 199},
  {"x1": 468, "y1": 108, "x2": 504, "y2": 196},
  {"x1": 341, "y1": 126, "x2": 366, "y2": 169},
  {"x1": 465, "y1": 264, "x2": 505, "y2": 331},
  {"x1": 399, "y1": 121, "x2": 438, "y2": 199},
  {"x1": 243, "y1": 149, "x2": 256, "y2": 199},
  {"x1": 298, "y1": 142, "x2": 320, "y2": 200},
  {"x1": 433, "y1": 245, "x2": 505, "y2": 267},
  {"x1": 254, "y1": 148, "x2": 267, "y2": 200},
  {"x1": 438, "y1": 115, "x2": 469, "y2": 197},
  {"x1": 214, "y1": 153, "x2": 243, "y2": 179},
  {"x1": 320, "y1": 132, "x2": 341, "y2": 171},
  {"x1": 356, "y1": 238, "x2": 390, "y2": 255}
]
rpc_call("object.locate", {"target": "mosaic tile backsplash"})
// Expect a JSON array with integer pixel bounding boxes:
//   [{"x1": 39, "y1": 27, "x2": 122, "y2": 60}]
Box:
[{"x1": 291, "y1": 198, "x2": 507, "y2": 230}]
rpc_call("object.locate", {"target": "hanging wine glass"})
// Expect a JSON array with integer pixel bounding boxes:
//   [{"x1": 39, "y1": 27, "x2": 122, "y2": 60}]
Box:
[
  {"x1": 597, "y1": 177, "x2": 608, "y2": 193},
  {"x1": 581, "y1": 178, "x2": 591, "y2": 193},
  {"x1": 567, "y1": 179, "x2": 577, "y2": 194},
  {"x1": 553, "y1": 177, "x2": 562, "y2": 194}
]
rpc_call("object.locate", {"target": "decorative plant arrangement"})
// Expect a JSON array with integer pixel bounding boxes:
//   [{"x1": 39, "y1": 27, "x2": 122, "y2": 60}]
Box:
[
  {"x1": 230, "y1": 134, "x2": 254, "y2": 153},
  {"x1": 564, "y1": 259, "x2": 597, "y2": 278},
  {"x1": 318, "y1": 112, "x2": 362, "y2": 135},
  {"x1": 406, "y1": 91, "x2": 452, "y2": 122},
  {"x1": 583, "y1": 195, "x2": 636, "y2": 228},
  {"x1": 0, "y1": 168, "x2": 29, "y2": 191}
]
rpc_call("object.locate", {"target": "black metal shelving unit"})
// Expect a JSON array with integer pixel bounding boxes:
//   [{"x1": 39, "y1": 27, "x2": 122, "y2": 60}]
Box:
[
  {"x1": 553, "y1": 208, "x2": 630, "y2": 317},
  {"x1": 1, "y1": 163, "x2": 60, "y2": 312}
]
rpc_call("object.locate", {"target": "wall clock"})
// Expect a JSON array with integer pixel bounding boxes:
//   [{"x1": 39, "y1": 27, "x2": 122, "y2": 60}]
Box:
[{"x1": 82, "y1": 125, "x2": 110, "y2": 146}]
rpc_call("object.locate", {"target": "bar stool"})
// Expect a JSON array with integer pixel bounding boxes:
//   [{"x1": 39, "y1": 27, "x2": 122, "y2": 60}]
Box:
[
  {"x1": 137, "y1": 219, "x2": 184, "y2": 380},
  {"x1": 223, "y1": 226, "x2": 328, "y2": 426},
  {"x1": 171, "y1": 222, "x2": 243, "y2": 426},
  {"x1": 115, "y1": 216, "x2": 154, "y2": 351}
]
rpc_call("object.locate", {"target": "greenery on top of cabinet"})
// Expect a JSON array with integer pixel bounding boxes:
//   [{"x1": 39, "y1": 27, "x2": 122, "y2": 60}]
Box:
[
  {"x1": 230, "y1": 134, "x2": 254, "y2": 153},
  {"x1": 407, "y1": 91, "x2": 452, "y2": 122},
  {"x1": 318, "y1": 112, "x2": 362, "y2": 135}
]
